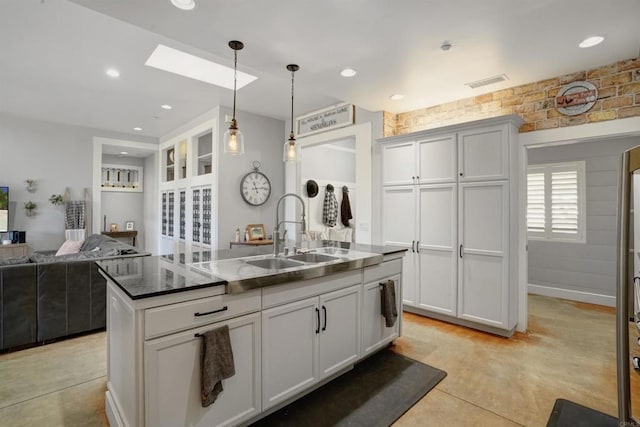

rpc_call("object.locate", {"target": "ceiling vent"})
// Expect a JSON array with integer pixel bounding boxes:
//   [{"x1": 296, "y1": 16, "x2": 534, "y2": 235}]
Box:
[{"x1": 465, "y1": 74, "x2": 509, "y2": 89}]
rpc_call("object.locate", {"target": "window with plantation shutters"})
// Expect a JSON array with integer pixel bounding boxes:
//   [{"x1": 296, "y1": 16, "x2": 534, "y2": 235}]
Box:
[{"x1": 527, "y1": 161, "x2": 585, "y2": 242}]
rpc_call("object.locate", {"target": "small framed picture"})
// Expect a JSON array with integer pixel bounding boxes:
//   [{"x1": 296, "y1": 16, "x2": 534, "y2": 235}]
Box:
[
  {"x1": 125, "y1": 221, "x2": 135, "y2": 231},
  {"x1": 247, "y1": 224, "x2": 266, "y2": 241}
]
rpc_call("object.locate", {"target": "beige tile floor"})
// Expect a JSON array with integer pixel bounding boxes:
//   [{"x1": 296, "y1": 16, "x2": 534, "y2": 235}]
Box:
[{"x1": 0, "y1": 295, "x2": 625, "y2": 426}]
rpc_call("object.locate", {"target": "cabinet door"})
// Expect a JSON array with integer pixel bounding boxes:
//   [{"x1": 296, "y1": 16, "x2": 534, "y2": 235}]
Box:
[
  {"x1": 383, "y1": 185, "x2": 417, "y2": 305},
  {"x1": 318, "y1": 285, "x2": 361, "y2": 378},
  {"x1": 382, "y1": 141, "x2": 415, "y2": 186},
  {"x1": 458, "y1": 125, "x2": 509, "y2": 182},
  {"x1": 458, "y1": 182, "x2": 509, "y2": 328},
  {"x1": 417, "y1": 184, "x2": 458, "y2": 315},
  {"x1": 362, "y1": 274, "x2": 401, "y2": 357},
  {"x1": 417, "y1": 134, "x2": 457, "y2": 184},
  {"x1": 262, "y1": 297, "x2": 319, "y2": 410},
  {"x1": 144, "y1": 313, "x2": 261, "y2": 427}
]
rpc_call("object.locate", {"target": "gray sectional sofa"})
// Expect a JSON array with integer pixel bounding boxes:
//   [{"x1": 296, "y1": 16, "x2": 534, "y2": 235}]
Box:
[{"x1": 0, "y1": 234, "x2": 149, "y2": 351}]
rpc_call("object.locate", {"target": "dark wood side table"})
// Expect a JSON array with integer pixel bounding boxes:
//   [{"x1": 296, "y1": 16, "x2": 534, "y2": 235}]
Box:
[
  {"x1": 102, "y1": 230, "x2": 137, "y2": 247},
  {"x1": 229, "y1": 240, "x2": 273, "y2": 249}
]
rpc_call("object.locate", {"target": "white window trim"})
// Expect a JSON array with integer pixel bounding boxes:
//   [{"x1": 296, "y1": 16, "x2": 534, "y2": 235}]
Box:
[{"x1": 527, "y1": 161, "x2": 586, "y2": 244}]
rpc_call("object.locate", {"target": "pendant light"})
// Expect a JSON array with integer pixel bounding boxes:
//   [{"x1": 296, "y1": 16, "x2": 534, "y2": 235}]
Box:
[
  {"x1": 223, "y1": 40, "x2": 245, "y2": 155},
  {"x1": 283, "y1": 64, "x2": 301, "y2": 162}
]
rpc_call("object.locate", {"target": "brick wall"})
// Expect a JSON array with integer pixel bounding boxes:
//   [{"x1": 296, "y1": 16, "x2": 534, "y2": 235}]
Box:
[{"x1": 384, "y1": 57, "x2": 640, "y2": 137}]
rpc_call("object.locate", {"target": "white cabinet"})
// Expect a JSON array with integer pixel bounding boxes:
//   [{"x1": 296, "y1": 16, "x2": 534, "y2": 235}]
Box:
[
  {"x1": 362, "y1": 258, "x2": 403, "y2": 357},
  {"x1": 458, "y1": 181, "x2": 509, "y2": 327},
  {"x1": 159, "y1": 118, "x2": 217, "y2": 251},
  {"x1": 144, "y1": 313, "x2": 261, "y2": 427},
  {"x1": 106, "y1": 282, "x2": 261, "y2": 427},
  {"x1": 381, "y1": 115, "x2": 522, "y2": 335},
  {"x1": 382, "y1": 134, "x2": 457, "y2": 186},
  {"x1": 261, "y1": 284, "x2": 361, "y2": 410}
]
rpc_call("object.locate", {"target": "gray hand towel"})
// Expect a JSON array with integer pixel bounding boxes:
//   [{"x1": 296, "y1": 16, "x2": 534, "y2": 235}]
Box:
[
  {"x1": 200, "y1": 324, "x2": 235, "y2": 407},
  {"x1": 380, "y1": 280, "x2": 398, "y2": 327}
]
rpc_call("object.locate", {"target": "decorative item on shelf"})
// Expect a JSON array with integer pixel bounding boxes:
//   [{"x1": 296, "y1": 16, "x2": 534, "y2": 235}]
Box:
[
  {"x1": 49, "y1": 194, "x2": 64, "y2": 206},
  {"x1": 24, "y1": 201, "x2": 36, "y2": 217},
  {"x1": 235, "y1": 227, "x2": 240, "y2": 242},
  {"x1": 103, "y1": 214, "x2": 107, "y2": 232},
  {"x1": 240, "y1": 160, "x2": 272, "y2": 206},
  {"x1": 284, "y1": 64, "x2": 301, "y2": 162},
  {"x1": 125, "y1": 221, "x2": 135, "y2": 231},
  {"x1": 223, "y1": 40, "x2": 245, "y2": 155},
  {"x1": 247, "y1": 224, "x2": 266, "y2": 241},
  {"x1": 110, "y1": 223, "x2": 118, "y2": 232},
  {"x1": 25, "y1": 179, "x2": 36, "y2": 193}
]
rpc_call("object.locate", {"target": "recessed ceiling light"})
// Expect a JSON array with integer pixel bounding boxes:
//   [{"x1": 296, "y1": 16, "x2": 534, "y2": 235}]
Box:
[
  {"x1": 390, "y1": 94, "x2": 404, "y2": 101},
  {"x1": 340, "y1": 68, "x2": 357, "y2": 77},
  {"x1": 145, "y1": 44, "x2": 257, "y2": 90},
  {"x1": 579, "y1": 36, "x2": 604, "y2": 48},
  {"x1": 161, "y1": 104, "x2": 173, "y2": 110},
  {"x1": 170, "y1": 0, "x2": 195, "y2": 10},
  {"x1": 120, "y1": 151, "x2": 129, "y2": 155},
  {"x1": 133, "y1": 127, "x2": 143, "y2": 131},
  {"x1": 106, "y1": 68, "x2": 120, "y2": 78}
]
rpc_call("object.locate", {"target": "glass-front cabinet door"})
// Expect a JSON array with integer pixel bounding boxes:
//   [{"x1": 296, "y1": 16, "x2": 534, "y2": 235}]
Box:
[{"x1": 158, "y1": 117, "x2": 217, "y2": 253}]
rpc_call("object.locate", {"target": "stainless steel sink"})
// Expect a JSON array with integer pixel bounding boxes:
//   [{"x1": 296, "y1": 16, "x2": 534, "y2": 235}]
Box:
[
  {"x1": 287, "y1": 253, "x2": 338, "y2": 263},
  {"x1": 246, "y1": 258, "x2": 304, "y2": 270}
]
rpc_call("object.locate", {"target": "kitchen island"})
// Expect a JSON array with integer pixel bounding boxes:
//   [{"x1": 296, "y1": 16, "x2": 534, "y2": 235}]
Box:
[{"x1": 98, "y1": 242, "x2": 405, "y2": 427}]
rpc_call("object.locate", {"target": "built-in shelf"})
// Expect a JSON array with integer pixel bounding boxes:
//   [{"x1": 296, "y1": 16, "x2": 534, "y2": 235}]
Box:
[{"x1": 101, "y1": 164, "x2": 143, "y2": 192}]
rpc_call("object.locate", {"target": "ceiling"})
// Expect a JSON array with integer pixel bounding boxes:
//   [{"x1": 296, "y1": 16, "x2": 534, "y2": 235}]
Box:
[{"x1": 1, "y1": 0, "x2": 639, "y2": 139}]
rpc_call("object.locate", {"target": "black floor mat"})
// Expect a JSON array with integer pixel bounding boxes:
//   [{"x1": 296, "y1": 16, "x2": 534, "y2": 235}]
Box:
[
  {"x1": 251, "y1": 348, "x2": 446, "y2": 427},
  {"x1": 546, "y1": 399, "x2": 618, "y2": 427}
]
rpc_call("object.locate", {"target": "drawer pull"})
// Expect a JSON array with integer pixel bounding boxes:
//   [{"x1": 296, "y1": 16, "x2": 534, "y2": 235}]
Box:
[{"x1": 194, "y1": 306, "x2": 228, "y2": 317}]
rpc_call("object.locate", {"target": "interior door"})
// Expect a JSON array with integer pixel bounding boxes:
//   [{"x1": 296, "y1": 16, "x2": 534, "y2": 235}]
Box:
[{"x1": 618, "y1": 145, "x2": 640, "y2": 423}]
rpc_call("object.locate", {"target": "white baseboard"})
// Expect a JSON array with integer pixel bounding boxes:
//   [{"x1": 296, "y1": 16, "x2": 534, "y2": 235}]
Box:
[{"x1": 528, "y1": 284, "x2": 615, "y2": 307}]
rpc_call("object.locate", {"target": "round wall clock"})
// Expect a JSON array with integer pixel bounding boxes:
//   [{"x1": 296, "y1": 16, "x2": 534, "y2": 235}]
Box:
[{"x1": 240, "y1": 161, "x2": 271, "y2": 206}]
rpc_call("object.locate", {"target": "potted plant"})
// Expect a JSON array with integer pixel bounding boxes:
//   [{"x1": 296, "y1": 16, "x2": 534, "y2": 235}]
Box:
[
  {"x1": 24, "y1": 201, "x2": 36, "y2": 216},
  {"x1": 49, "y1": 194, "x2": 64, "y2": 205}
]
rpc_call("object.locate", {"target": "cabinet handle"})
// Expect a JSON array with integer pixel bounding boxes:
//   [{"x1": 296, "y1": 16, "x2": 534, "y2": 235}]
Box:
[
  {"x1": 194, "y1": 306, "x2": 228, "y2": 317},
  {"x1": 315, "y1": 308, "x2": 320, "y2": 334},
  {"x1": 459, "y1": 244, "x2": 463, "y2": 258},
  {"x1": 416, "y1": 241, "x2": 419, "y2": 253},
  {"x1": 322, "y1": 305, "x2": 327, "y2": 331},
  {"x1": 411, "y1": 240, "x2": 415, "y2": 253}
]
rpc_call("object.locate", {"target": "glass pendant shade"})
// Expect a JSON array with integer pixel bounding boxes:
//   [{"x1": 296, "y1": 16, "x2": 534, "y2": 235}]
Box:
[
  {"x1": 225, "y1": 40, "x2": 245, "y2": 156},
  {"x1": 283, "y1": 136, "x2": 300, "y2": 162},
  {"x1": 223, "y1": 121, "x2": 244, "y2": 155},
  {"x1": 283, "y1": 64, "x2": 301, "y2": 163}
]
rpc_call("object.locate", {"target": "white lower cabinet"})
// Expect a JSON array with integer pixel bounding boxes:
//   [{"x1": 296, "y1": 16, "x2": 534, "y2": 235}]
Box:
[
  {"x1": 144, "y1": 313, "x2": 261, "y2": 427},
  {"x1": 361, "y1": 258, "x2": 402, "y2": 357},
  {"x1": 262, "y1": 284, "x2": 361, "y2": 410}
]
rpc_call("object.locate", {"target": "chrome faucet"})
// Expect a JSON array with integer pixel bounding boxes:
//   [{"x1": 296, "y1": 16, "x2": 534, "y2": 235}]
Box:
[{"x1": 274, "y1": 193, "x2": 307, "y2": 256}]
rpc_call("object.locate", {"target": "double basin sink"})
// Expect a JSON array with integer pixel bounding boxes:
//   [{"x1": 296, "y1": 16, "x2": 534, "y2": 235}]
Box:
[{"x1": 245, "y1": 248, "x2": 348, "y2": 270}]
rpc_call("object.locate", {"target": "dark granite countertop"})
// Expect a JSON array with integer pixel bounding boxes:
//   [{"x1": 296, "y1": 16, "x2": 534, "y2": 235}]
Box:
[
  {"x1": 97, "y1": 242, "x2": 406, "y2": 300},
  {"x1": 97, "y1": 255, "x2": 226, "y2": 300}
]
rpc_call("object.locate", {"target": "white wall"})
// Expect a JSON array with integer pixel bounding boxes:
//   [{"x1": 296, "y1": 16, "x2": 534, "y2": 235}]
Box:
[
  {"x1": 301, "y1": 139, "x2": 356, "y2": 237},
  {"x1": 101, "y1": 154, "x2": 146, "y2": 247},
  {"x1": 0, "y1": 113, "x2": 156, "y2": 252},
  {"x1": 527, "y1": 136, "x2": 640, "y2": 305},
  {"x1": 216, "y1": 107, "x2": 285, "y2": 248}
]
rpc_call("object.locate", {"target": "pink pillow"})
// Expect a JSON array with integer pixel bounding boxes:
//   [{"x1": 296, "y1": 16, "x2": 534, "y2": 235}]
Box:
[{"x1": 55, "y1": 240, "x2": 84, "y2": 256}]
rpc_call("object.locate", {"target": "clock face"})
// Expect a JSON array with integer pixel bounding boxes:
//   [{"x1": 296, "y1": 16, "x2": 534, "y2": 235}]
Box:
[{"x1": 240, "y1": 171, "x2": 271, "y2": 206}]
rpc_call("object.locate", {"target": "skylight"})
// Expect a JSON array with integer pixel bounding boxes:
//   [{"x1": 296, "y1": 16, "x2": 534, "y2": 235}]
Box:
[{"x1": 145, "y1": 44, "x2": 257, "y2": 90}]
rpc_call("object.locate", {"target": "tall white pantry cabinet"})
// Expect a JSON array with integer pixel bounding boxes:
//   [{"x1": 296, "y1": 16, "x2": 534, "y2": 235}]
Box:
[{"x1": 381, "y1": 115, "x2": 524, "y2": 336}]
